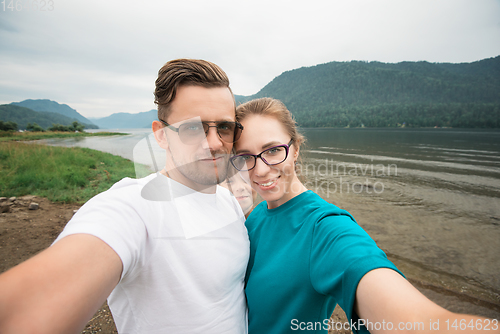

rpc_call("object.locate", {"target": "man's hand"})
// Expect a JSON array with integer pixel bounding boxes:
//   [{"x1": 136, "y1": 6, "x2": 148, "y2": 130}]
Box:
[{"x1": 0, "y1": 234, "x2": 122, "y2": 334}]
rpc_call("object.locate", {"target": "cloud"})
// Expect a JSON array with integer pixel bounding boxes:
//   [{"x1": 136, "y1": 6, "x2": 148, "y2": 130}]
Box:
[{"x1": 0, "y1": 0, "x2": 499, "y2": 118}]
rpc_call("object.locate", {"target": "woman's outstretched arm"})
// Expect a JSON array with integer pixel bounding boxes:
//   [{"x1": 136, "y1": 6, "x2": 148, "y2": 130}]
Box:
[{"x1": 355, "y1": 268, "x2": 499, "y2": 334}]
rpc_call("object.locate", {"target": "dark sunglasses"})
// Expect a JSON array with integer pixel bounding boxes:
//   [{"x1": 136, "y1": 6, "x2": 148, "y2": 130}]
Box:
[{"x1": 159, "y1": 119, "x2": 244, "y2": 145}]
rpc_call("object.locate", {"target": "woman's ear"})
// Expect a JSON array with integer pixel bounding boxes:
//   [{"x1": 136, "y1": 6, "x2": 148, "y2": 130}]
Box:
[
  {"x1": 152, "y1": 121, "x2": 169, "y2": 150},
  {"x1": 293, "y1": 145, "x2": 300, "y2": 160}
]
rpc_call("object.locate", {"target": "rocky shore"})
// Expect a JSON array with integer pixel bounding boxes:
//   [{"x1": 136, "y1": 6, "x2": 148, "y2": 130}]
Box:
[{"x1": 0, "y1": 196, "x2": 118, "y2": 333}]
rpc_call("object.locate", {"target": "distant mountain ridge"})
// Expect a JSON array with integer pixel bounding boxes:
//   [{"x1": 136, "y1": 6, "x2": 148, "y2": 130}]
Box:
[
  {"x1": 10, "y1": 99, "x2": 98, "y2": 129},
  {"x1": 91, "y1": 109, "x2": 157, "y2": 129},
  {"x1": 4, "y1": 56, "x2": 499, "y2": 130},
  {"x1": 0, "y1": 104, "x2": 93, "y2": 130},
  {"x1": 238, "y1": 55, "x2": 500, "y2": 128}
]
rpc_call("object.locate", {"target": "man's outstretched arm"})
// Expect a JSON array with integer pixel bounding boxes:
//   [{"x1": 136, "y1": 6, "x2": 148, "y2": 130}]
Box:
[{"x1": 0, "y1": 234, "x2": 122, "y2": 334}]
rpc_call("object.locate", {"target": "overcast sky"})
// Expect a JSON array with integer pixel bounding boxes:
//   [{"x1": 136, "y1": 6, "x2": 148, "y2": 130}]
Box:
[{"x1": 1, "y1": 0, "x2": 499, "y2": 118}]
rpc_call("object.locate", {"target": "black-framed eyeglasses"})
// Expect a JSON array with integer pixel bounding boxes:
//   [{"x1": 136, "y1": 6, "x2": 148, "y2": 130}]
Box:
[
  {"x1": 230, "y1": 139, "x2": 293, "y2": 171},
  {"x1": 159, "y1": 119, "x2": 244, "y2": 145}
]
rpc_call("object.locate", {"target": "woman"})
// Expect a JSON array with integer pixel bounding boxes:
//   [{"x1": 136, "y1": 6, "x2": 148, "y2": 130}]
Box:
[{"x1": 231, "y1": 98, "x2": 498, "y2": 334}]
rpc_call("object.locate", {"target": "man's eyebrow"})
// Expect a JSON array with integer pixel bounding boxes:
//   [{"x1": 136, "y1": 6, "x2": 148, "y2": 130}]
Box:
[{"x1": 203, "y1": 117, "x2": 236, "y2": 122}]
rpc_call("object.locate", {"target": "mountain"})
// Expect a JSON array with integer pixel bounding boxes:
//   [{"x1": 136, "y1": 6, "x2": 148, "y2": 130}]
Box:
[
  {"x1": 91, "y1": 109, "x2": 157, "y2": 129},
  {"x1": 234, "y1": 95, "x2": 249, "y2": 105},
  {"x1": 10, "y1": 99, "x2": 98, "y2": 129},
  {"x1": 6, "y1": 57, "x2": 499, "y2": 130},
  {"x1": 238, "y1": 56, "x2": 500, "y2": 128},
  {"x1": 0, "y1": 104, "x2": 92, "y2": 130}
]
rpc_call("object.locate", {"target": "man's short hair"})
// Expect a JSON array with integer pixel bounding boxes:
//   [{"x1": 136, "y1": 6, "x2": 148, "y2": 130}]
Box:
[{"x1": 154, "y1": 59, "x2": 233, "y2": 121}]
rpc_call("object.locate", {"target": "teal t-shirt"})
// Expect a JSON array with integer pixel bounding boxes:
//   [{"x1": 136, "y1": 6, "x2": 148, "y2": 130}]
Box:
[{"x1": 245, "y1": 190, "x2": 403, "y2": 334}]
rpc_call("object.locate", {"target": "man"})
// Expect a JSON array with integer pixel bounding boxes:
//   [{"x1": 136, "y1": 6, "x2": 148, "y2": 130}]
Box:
[{"x1": 0, "y1": 59, "x2": 249, "y2": 334}]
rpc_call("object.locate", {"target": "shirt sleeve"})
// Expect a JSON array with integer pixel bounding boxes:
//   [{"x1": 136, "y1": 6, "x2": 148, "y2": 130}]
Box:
[
  {"x1": 309, "y1": 213, "x2": 403, "y2": 333},
  {"x1": 52, "y1": 188, "x2": 149, "y2": 281}
]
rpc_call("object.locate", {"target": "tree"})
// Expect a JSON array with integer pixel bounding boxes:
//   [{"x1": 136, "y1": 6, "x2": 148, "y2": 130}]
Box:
[
  {"x1": 69, "y1": 121, "x2": 84, "y2": 132},
  {"x1": 0, "y1": 121, "x2": 18, "y2": 131},
  {"x1": 48, "y1": 124, "x2": 69, "y2": 132},
  {"x1": 26, "y1": 122, "x2": 46, "y2": 132},
  {"x1": 48, "y1": 121, "x2": 85, "y2": 132}
]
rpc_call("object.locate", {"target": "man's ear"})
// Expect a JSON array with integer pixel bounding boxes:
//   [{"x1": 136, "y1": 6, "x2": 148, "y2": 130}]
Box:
[{"x1": 152, "y1": 121, "x2": 169, "y2": 150}]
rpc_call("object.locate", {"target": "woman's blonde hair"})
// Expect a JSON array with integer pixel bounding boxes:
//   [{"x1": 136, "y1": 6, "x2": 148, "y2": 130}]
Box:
[{"x1": 236, "y1": 98, "x2": 306, "y2": 175}]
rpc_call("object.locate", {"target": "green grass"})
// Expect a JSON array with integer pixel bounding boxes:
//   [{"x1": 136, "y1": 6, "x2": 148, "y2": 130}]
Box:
[
  {"x1": 0, "y1": 142, "x2": 152, "y2": 203},
  {"x1": 0, "y1": 130, "x2": 129, "y2": 142}
]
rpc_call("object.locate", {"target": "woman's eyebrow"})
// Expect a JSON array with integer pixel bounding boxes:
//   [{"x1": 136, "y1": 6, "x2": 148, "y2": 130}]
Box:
[
  {"x1": 261, "y1": 141, "x2": 281, "y2": 149},
  {"x1": 235, "y1": 141, "x2": 283, "y2": 155}
]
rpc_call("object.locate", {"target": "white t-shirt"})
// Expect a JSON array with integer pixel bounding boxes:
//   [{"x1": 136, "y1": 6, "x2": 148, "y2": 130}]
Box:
[{"x1": 54, "y1": 173, "x2": 250, "y2": 334}]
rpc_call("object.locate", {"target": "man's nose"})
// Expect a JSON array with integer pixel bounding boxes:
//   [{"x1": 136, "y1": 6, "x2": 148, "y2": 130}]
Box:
[{"x1": 202, "y1": 127, "x2": 223, "y2": 151}]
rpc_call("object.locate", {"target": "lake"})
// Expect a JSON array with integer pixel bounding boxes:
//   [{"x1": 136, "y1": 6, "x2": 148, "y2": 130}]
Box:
[{"x1": 34, "y1": 127, "x2": 500, "y2": 317}]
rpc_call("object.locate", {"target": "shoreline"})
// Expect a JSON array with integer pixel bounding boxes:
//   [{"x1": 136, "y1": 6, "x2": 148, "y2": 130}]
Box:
[
  {"x1": 1, "y1": 193, "x2": 498, "y2": 334},
  {"x1": 2, "y1": 137, "x2": 499, "y2": 330},
  {"x1": 0, "y1": 192, "x2": 500, "y2": 334},
  {"x1": 0, "y1": 130, "x2": 129, "y2": 142}
]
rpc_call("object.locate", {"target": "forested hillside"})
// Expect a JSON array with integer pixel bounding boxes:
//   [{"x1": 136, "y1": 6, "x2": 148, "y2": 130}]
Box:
[
  {"x1": 10, "y1": 99, "x2": 98, "y2": 129},
  {"x1": 240, "y1": 56, "x2": 500, "y2": 128},
  {"x1": 0, "y1": 105, "x2": 91, "y2": 130},
  {"x1": 91, "y1": 109, "x2": 157, "y2": 129}
]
